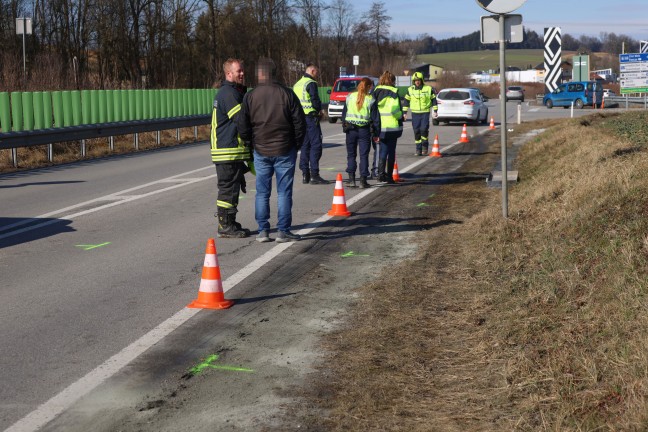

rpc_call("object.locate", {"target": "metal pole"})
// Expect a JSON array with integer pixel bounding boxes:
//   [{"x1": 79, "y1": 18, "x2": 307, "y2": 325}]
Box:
[
  {"x1": 12, "y1": 148, "x2": 18, "y2": 168},
  {"x1": 499, "y1": 14, "x2": 508, "y2": 218},
  {"x1": 22, "y1": 25, "x2": 26, "y2": 85}
]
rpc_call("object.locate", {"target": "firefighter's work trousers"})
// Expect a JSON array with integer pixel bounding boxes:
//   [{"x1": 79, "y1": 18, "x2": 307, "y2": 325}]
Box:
[{"x1": 215, "y1": 161, "x2": 247, "y2": 213}]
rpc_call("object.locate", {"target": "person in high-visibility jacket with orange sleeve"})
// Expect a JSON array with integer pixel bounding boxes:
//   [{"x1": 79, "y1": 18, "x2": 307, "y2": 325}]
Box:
[{"x1": 403, "y1": 71, "x2": 438, "y2": 156}]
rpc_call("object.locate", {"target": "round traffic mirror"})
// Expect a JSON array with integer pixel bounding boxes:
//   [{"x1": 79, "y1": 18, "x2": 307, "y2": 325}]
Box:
[{"x1": 475, "y1": 0, "x2": 526, "y2": 14}]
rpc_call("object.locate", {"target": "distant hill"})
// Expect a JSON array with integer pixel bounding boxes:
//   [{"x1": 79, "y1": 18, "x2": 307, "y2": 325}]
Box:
[
  {"x1": 417, "y1": 50, "x2": 543, "y2": 73},
  {"x1": 417, "y1": 50, "x2": 620, "y2": 73},
  {"x1": 418, "y1": 30, "x2": 543, "y2": 54}
]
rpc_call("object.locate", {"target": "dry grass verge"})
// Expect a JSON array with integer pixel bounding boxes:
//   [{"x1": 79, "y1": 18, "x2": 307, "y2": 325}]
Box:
[{"x1": 292, "y1": 112, "x2": 648, "y2": 431}]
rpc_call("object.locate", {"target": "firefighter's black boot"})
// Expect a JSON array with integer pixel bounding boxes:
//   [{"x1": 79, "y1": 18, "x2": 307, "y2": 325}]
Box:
[
  {"x1": 302, "y1": 170, "x2": 311, "y2": 184},
  {"x1": 359, "y1": 176, "x2": 370, "y2": 189},
  {"x1": 345, "y1": 173, "x2": 357, "y2": 188},
  {"x1": 217, "y1": 210, "x2": 249, "y2": 238},
  {"x1": 377, "y1": 159, "x2": 388, "y2": 183},
  {"x1": 230, "y1": 214, "x2": 251, "y2": 237}
]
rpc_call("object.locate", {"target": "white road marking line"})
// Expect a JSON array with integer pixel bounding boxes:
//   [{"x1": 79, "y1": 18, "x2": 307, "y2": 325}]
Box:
[
  {"x1": 5, "y1": 132, "x2": 478, "y2": 432},
  {"x1": 0, "y1": 167, "x2": 216, "y2": 241}
]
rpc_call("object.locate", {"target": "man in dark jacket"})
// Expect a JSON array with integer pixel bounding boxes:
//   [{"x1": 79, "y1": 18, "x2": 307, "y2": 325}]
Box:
[
  {"x1": 237, "y1": 58, "x2": 306, "y2": 243},
  {"x1": 210, "y1": 58, "x2": 252, "y2": 238}
]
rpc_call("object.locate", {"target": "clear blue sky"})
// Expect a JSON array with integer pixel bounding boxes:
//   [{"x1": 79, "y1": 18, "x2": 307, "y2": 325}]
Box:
[{"x1": 345, "y1": 0, "x2": 648, "y2": 44}]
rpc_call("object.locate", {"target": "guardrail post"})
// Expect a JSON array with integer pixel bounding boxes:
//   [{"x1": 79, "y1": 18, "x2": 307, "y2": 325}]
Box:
[
  {"x1": 194, "y1": 125, "x2": 197, "y2": 140},
  {"x1": 134, "y1": 133, "x2": 139, "y2": 150},
  {"x1": 48, "y1": 144, "x2": 53, "y2": 162},
  {"x1": 12, "y1": 148, "x2": 18, "y2": 167},
  {"x1": 156, "y1": 130, "x2": 160, "y2": 145},
  {"x1": 109, "y1": 136, "x2": 114, "y2": 151},
  {"x1": 81, "y1": 139, "x2": 86, "y2": 157},
  {"x1": 176, "y1": 128, "x2": 180, "y2": 141}
]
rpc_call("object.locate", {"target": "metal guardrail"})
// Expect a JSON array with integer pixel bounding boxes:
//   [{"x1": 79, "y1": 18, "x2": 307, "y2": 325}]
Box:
[
  {"x1": 603, "y1": 95, "x2": 648, "y2": 108},
  {"x1": 0, "y1": 115, "x2": 210, "y2": 149},
  {"x1": 533, "y1": 94, "x2": 648, "y2": 108},
  {"x1": 0, "y1": 115, "x2": 211, "y2": 168}
]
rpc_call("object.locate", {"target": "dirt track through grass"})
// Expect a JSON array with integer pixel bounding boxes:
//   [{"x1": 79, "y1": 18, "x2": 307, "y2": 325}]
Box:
[{"x1": 280, "y1": 113, "x2": 648, "y2": 431}]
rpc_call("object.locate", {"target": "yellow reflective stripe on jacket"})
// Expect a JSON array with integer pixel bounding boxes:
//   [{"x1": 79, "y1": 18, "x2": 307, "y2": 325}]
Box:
[
  {"x1": 293, "y1": 77, "x2": 316, "y2": 114},
  {"x1": 227, "y1": 104, "x2": 241, "y2": 119},
  {"x1": 217, "y1": 200, "x2": 234, "y2": 209}
]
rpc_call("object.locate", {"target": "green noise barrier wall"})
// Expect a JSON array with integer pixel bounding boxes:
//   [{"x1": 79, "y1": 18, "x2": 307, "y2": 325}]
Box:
[{"x1": 1, "y1": 89, "x2": 216, "y2": 133}]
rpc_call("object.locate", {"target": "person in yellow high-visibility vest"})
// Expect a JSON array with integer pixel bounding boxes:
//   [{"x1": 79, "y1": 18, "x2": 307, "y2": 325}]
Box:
[
  {"x1": 373, "y1": 71, "x2": 405, "y2": 184},
  {"x1": 293, "y1": 64, "x2": 328, "y2": 185},
  {"x1": 341, "y1": 77, "x2": 380, "y2": 188},
  {"x1": 403, "y1": 71, "x2": 438, "y2": 156}
]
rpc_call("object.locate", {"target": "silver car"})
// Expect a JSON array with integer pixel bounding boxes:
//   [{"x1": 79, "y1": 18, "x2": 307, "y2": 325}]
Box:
[
  {"x1": 505, "y1": 86, "x2": 525, "y2": 102},
  {"x1": 434, "y1": 88, "x2": 489, "y2": 126}
]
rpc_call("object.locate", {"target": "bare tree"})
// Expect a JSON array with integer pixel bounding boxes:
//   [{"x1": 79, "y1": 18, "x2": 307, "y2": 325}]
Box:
[{"x1": 326, "y1": 0, "x2": 353, "y2": 70}]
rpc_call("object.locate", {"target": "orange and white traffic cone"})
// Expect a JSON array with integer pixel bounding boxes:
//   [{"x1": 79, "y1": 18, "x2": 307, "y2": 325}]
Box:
[
  {"x1": 489, "y1": 117, "x2": 496, "y2": 130},
  {"x1": 187, "y1": 238, "x2": 234, "y2": 309},
  {"x1": 459, "y1": 124, "x2": 470, "y2": 143},
  {"x1": 392, "y1": 161, "x2": 402, "y2": 182},
  {"x1": 327, "y1": 173, "x2": 351, "y2": 217},
  {"x1": 429, "y1": 135, "x2": 442, "y2": 158}
]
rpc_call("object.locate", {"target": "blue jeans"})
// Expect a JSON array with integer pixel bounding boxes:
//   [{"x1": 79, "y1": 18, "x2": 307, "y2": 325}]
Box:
[{"x1": 254, "y1": 148, "x2": 297, "y2": 233}]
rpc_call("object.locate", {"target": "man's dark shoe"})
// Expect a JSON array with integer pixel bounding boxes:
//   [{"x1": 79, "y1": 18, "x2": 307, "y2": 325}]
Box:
[
  {"x1": 276, "y1": 230, "x2": 302, "y2": 243},
  {"x1": 421, "y1": 146, "x2": 428, "y2": 155},
  {"x1": 309, "y1": 174, "x2": 329, "y2": 185},
  {"x1": 414, "y1": 150, "x2": 422, "y2": 156},
  {"x1": 359, "y1": 177, "x2": 370, "y2": 188},
  {"x1": 345, "y1": 174, "x2": 357, "y2": 188},
  {"x1": 302, "y1": 171, "x2": 311, "y2": 184},
  {"x1": 377, "y1": 173, "x2": 388, "y2": 183},
  {"x1": 386, "y1": 177, "x2": 396, "y2": 184}
]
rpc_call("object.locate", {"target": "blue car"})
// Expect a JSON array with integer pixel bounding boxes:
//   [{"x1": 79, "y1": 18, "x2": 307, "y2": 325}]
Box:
[{"x1": 543, "y1": 81, "x2": 604, "y2": 109}]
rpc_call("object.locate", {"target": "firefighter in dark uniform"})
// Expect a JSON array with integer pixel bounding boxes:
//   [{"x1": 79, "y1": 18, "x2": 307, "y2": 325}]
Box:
[
  {"x1": 293, "y1": 64, "x2": 328, "y2": 185},
  {"x1": 211, "y1": 58, "x2": 253, "y2": 238},
  {"x1": 403, "y1": 71, "x2": 438, "y2": 156}
]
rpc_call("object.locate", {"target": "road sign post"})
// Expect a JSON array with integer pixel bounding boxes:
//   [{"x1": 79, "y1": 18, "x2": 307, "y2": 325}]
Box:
[
  {"x1": 16, "y1": 17, "x2": 32, "y2": 86},
  {"x1": 476, "y1": 0, "x2": 526, "y2": 218},
  {"x1": 353, "y1": 55, "x2": 359, "y2": 76}
]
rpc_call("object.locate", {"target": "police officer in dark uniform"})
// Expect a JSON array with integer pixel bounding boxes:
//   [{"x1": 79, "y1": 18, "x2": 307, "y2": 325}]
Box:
[{"x1": 293, "y1": 64, "x2": 328, "y2": 185}]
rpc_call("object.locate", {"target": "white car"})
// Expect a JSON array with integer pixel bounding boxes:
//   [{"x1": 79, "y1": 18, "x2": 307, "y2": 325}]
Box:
[
  {"x1": 434, "y1": 88, "x2": 489, "y2": 126},
  {"x1": 603, "y1": 89, "x2": 616, "y2": 98}
]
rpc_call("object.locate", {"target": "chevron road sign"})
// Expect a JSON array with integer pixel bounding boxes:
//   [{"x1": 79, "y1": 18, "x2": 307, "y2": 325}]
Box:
[{"x1": 544, "y1": 27, "x2": 562, "y2": 93}]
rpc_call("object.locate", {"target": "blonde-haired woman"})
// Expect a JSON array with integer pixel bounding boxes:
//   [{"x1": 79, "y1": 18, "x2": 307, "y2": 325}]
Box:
[
  {"x1": 373, "y1": 71, "x2": 404, "y2": 184},
  {"x1": 341, "y1": 77, "x2": 380, "y2": 188}
]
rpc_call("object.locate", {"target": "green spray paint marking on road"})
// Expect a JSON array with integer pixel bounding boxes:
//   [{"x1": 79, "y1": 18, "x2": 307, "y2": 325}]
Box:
[
  {"x1": 417, "y1": 203, "x2": 430, "y2": 207},
  {"x1": 429, "y1": 193, "x2": 436, "y2": 198},
  {"x1": 75, "y1": 242, "x2": 111, "y2": 250},
  {"x1": 188, "y1": 354, "x2": 254, "y2": 375},
  {"x1": 321, "y1": 167, "x2": 337, "y2": 171},
  {"x1": 341, "y1": 251, "x2": 370, "y2": 258}
]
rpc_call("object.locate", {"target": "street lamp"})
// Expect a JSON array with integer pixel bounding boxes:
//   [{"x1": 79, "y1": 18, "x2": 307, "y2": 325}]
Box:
[{"x1": 16, "y1": 17, "x2": 32, "y2": 85}]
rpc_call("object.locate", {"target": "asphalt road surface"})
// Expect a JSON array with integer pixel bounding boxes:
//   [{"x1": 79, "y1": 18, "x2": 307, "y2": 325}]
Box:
[{"x1": 0, "y1": 100, "x2": 601, "y2": 431}]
